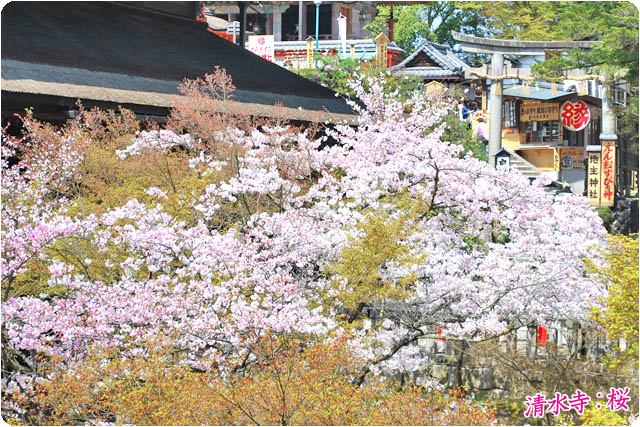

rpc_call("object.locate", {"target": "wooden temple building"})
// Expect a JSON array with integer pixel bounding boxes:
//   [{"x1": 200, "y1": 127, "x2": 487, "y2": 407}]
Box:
[
  {"x1": 497, "y1": 82, "x2": 602, "y2": 194},
  {"x1": 1, "y1": 2, "x2": 356, "y2": 127},
  {"x1": 389, "y1": 41, "x2": 468, "y2": 90},
  {"x1": 453, "y1": 31, "x2": 638, "y2": 200}
]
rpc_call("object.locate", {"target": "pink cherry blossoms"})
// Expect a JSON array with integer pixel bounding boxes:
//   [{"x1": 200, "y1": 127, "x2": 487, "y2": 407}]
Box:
[{"x1": 2, "y1": 74, "x2": 607, "y2": 417}]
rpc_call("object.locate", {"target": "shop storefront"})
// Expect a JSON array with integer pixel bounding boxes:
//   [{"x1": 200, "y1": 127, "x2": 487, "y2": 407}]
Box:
[{"x1": 499, "y1": 84, "x2": 601, "y2": 193}]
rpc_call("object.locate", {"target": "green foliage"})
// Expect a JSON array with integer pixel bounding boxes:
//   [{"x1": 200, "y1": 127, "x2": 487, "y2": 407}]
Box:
[
  {"x1": 555, "y1": 2, "x2": 638, "y2": 85},
  {"x1": 440, "y1": 114, "x2": 487, "y2": 161},
  {"x1": 616, "y1": 93, "x2": 639, "y2": 152},
  {"x1": 327, "y1": 197, "x2": 424, "y2": 311},
  {"x1": 297, "y1": 56, "x2": 363, "y2": 97},
  {"x1": 578, "y1": 401, "x2": 628, "y2": 426},
  {"x1": 596, "y1": 207, "x2": 613, "y2": 230},
  {"x1": 365, "y1": 3, "x2": 486, "y2": 53},
  {"x1": 587, "y1": 234, "x2": 639, "y2": 369},
  {"x1": 530, "y1": 54, "x2": 581, "y2": 82},
  {"x1": 295, "y1": 55, "x2": 424, "y2": 101},
  {"x1": 479, "y1": 2, "x2": 561, "y2": 41}
]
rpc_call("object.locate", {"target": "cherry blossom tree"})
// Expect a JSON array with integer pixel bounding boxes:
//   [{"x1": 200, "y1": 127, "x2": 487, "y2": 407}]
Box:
[{"x1": 2, "y1": 70, "x2": 606, "y2": 423}]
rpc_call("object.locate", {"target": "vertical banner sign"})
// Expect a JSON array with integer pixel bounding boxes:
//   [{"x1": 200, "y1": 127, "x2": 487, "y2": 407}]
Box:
[
  {"x1": 600, "y1": 141, "x2": 616, "y2": 206},
  {"x1": 306, "y1": 37, "x2": 314, "y2": 69},
  {"x1": 553, "y1": 149, "x2": 560, "y2": 172},
  {"x1": 248, "y1": 35, "x2": 275, "y2": 62},
  {"x1": 587, "y1": 151, "x2": 601, "y2": 205},
  {"x1": 375, "y1": 32, "x2": 389, "y2": 69}
]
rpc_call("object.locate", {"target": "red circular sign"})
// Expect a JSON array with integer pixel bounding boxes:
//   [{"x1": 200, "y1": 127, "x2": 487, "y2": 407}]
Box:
[{"x1": 561, "y1": 100, "x2": 591, "y2": 131}]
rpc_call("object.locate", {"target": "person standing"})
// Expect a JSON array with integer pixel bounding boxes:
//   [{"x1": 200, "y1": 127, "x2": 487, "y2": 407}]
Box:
[
  {"x1": 457, "y1": 98, "x2": 469, "y2": 122},
  {"x1": 477, "y1": 116, "x2": 489, "y2": 155}
]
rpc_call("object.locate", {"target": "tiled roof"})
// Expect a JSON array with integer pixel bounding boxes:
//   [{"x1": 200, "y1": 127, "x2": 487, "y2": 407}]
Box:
[
  {"x1": 393, "y1": 67, "x2": 462, "y2": 78},
  {"x1": 1, "y1": 2, "x2": 355, "y2": 119},
  {"x1": 502, "y1": 82, "x2": 578, "y2": 100},
  {"x1": 390, "y1": 41, "x2": 468, "y2": 73}
]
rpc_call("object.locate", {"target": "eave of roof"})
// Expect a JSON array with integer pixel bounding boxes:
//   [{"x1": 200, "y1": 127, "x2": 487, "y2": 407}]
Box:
[
  {"x1": 1, "y1": 1, "x2": 355, "y2": 119},
  {"x1": 390, "y1": 41, "x2": 467, "y2": 73},
  {"x1": 2, "y1": 77, "x2": 358, "y2": 125},
  {"x1": 2, "y1": 59, "x2": 358, "y2": 124},
  {"x1": 392, "y1": 67, "x2": 463, "y2": 79},
  {"x1": 502, "y1": 84, "x2": 576, "y2": 101}
]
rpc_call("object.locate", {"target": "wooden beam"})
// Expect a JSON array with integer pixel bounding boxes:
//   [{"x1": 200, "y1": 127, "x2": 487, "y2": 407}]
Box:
[{"x1": 452, "y1": 31, "x2": 599, "y2": 52}]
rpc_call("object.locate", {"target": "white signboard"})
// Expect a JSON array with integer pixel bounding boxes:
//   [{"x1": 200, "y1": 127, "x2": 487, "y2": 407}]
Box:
[
  {"x1": 248, "y1": 35, "x2": 275, "y2": 62},
  {"x1": 226, "y1": 21, "x2": 240, "y2": 43}
]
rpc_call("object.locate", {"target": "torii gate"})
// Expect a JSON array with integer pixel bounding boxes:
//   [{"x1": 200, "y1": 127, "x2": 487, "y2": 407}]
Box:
[{"x1": 451, "y1": 31, "x2": 600, "y2": 167}]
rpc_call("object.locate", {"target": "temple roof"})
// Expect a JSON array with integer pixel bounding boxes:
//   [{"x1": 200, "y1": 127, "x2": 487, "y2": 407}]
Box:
[
  {"x1": 1, "y1": 2, "x2": 355, "y2": 122},
  {"x1": 390, "y1": 41, "x2": 467, "y2": 80}
]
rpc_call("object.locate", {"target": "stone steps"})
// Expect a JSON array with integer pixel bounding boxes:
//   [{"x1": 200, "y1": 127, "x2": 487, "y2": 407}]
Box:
[
  {"x1": 503, "y1": 147, "x2": 572, "y2": 195},
  {"x1": 510, "y1": 158, "x2": 542, "y2": 178},
  {"x1": 502, "y1": 148, "x2": 541, "y2": 179}
]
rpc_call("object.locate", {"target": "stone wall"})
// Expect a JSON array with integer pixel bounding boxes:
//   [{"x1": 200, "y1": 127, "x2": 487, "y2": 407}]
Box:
[
  {"x1": 609, "y1": 197, "x2": 638, "y2": 234},
  {"x1": 401, "y1": 322, "x2": 622, "y2": 396}
]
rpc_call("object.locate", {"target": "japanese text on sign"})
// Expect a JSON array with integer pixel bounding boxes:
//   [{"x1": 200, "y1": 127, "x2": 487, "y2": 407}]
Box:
[
  {"x1": 587, "y1": 152, "x2": 601, "y2": 203},
  {"x1": 601, "y1": 142, "x2": 616, "y2": 204},
  {"x1": 524, "y1": 387, "x2": 631, "y2": 418},
  {"x1": 560, "y1": 149, "x2": 585, "y2": 170},
  {"x1": 520, "y1": 102, "x2": 559, "y2": 122},
  {"x1": 248, "y1": 35, "x2": 275, "y2": 62},
  {"x1": 561, "y1": 100, "x2": 591, "y2": 131},
  {"x1": 587, "y1": 142, "x2": 616, "y2": 207}
]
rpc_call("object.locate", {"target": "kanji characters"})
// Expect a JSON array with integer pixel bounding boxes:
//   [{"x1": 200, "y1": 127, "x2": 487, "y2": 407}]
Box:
[
  {"x1": 606, "y1": 387, "x2": 631, "y2": 411},
  {"x1": 568, "y1": 389, "x2": 591, "y2": 415},
  {"x1": 600, "y1": 144, "x2": 615, "y2": 201},
  {"x1": 547, "y1": 392, "x2": 571, "y2": 416},
  {"x1": 524, "y1": 393, "x2": 548, "y2": 418},
  {"x1": 561, "y1": 100, "x2": 591, "y2": 131}
]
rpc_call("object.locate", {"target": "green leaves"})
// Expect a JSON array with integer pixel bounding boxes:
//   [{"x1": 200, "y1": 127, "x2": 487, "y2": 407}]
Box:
[
  {"x1": 295, "y1": 55, "x2": 423, "y2": 101},
  {"x1": 365, "y1": 3, "x2": 486, "y2": 53},
  {"x1": 587, "y1": 234, "x2": 639, "y2": 369}
]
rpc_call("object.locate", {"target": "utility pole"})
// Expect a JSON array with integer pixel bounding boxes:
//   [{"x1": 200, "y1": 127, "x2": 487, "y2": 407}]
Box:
[
  {"x1": 314, "y1": 0, "x2": 322, "y2": 67},
  {"x1": 238, "y1": 2, "x2": 246, "y2": 47}
]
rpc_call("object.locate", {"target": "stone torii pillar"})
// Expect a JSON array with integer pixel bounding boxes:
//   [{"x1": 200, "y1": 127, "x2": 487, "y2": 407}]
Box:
[{"x1": 451, "y1": 31, "x2": 597, "y2": 167}]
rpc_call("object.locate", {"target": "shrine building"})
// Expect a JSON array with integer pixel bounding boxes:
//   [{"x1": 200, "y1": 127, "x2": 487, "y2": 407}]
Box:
[{"x1": 499, "y1": 81, "x2": 602, "y2": 194}]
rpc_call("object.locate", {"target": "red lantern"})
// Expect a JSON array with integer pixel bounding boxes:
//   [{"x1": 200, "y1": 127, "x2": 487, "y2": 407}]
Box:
[
  {"x1": 537, "y1": 326, "x2": 548, "y2": 346},
  {"x1": 561, "y1": 100, "x2": 591, "y2": 131}
]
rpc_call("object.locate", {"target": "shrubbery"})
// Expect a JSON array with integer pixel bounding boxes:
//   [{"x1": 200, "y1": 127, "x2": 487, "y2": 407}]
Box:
[{"x1": 1, "y1": 69, "x2": 615, "y2": 425}]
